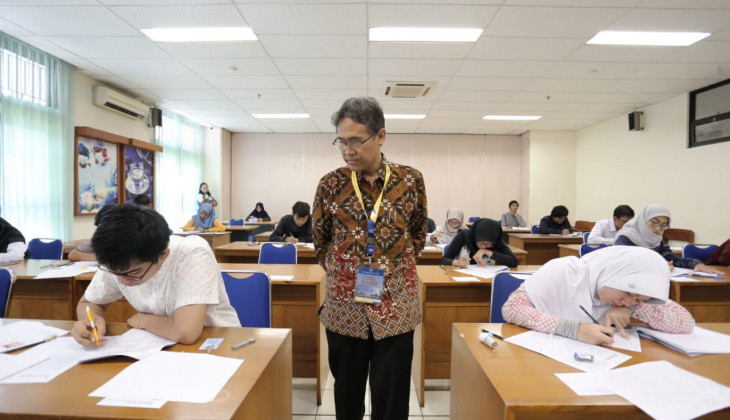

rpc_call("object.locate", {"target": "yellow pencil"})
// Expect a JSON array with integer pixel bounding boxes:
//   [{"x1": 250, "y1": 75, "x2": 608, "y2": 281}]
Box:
[{"x1": 85, "y1": 305, "x2": 100, "y2": 347}]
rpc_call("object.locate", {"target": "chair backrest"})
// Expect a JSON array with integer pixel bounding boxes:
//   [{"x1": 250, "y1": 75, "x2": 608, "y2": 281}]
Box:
[
  {"x1": 258, "y1": 243, "x2": 297, "y2": 264},
  {"x1": 442, "y1": 244, "x2": 450, "y2": 256},
  {"x1": 0, "y1": 267, "x2": 17, "y2": 318},
  {"x1": 531, "y1": 225, "x2": 539, "y2": 234},
  {"x1": 468, "y1": 217, "x2": 480, "y2": 223},
  {"x1": 663, "y1": 228, "x2": 695, "y2": 244},
  {"x1": 583, "y1": 232, "x2": 590, "y2": 243},
  {"x1": 498, "y1": 220, "x2": 502, "y2": 226},
  {"x1": 682, "y1": 244, "x2": 719, "y2": 261},
  {"x1": 574, "y1": 220, "x2": 595, "y2": 232},
  {"x1": 490, "y1": 272, "x2": 529, "y2": 323},
  {"x1": 27, "y1": 238, "x2": 63, "y2": 260},
  {"x1": 229, "y1": 218, "x2": 244, "y2": 226},
  {"x1": 580, "y1": 243, "x2": 607, "y2": 257},
  {"x1": 221, "y1": 271, "x2": 271, "y2": 327}
]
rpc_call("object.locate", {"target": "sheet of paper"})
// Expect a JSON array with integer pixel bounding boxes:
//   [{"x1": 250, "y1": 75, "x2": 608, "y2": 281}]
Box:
[
  {"x1": 97, "y1": 398, "x2": 166, "y2": 408},
  {"x1": 605, "y1": 328, "x2": 641, "y2": 352},
  {"x1": 0, "y1": 352, "x2": 49, "y2": 380},
  {"x1": 555, "y1": 372, "x2": 614, "y2": 396},
  {"x1": 452, "y1": 276, "x2": 480, "y2": 282},
  {"x1": 454, "y1": 265, "x2": 509, "y2": 279},
  {"x1": 90, "y1": 352, "x2": 243, "y2": 403},
  {"x1": 270, "y1": 275, "x2": 294, "y2": 281},
  {"x1": 0, "y1": 321, "x2": 68, "y2": 353},
  {"x1": 505, "y1": 330, "x2": 631, "y2": 372},
  {"x1": 636, "y1": 326, "x2": 730, "y2": 355},
  {"x1": 596, "y1": 361, "x2": 730, "y2": 420},
  {"x1": 670, "y1": 276, "x2": 699, "y2": 282},
  {"x1": 34, "y1": 261, "x2": 98, "y2": 279}
]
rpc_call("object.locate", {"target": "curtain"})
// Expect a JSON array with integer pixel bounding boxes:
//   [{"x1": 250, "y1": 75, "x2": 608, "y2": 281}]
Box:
[
  {"x1": 154, "y1": 107, "x2": 205, "y2": 229},
  {"x1": 0, "y1": 32, "x2": 75, "y2": 241}
]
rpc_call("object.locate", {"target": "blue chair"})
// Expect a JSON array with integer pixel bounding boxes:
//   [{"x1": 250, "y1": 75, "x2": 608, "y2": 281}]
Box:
[
  {"x1": 498, "y1": 220, "x2": 502, "y2": 226},
  {"x1": 27, "y1": 238, "x2": 63, "y2": 260},
  {"x1": 221, "y1": 271, "x2": 271, "y2": 327},
  {"x1": 579, "y1": 243, "x2": 607, "y2": 257},
  {"x1": 229, "y1": 218, "x2": 244, "y2": 226},
  {"x1": 490, "y1": 272, "x2": 529, "y2": 323},
  {"x1": 531, "y1": 225, "x2": 539, "y2": 234},
  {"x1": 258, "y1": 243, "x2": 297, "y2": 264},
  {"x1": 442, "y1": 244, "x2": 450, "y2": 256},
  {"x1": 0, "y1": 267, "x2": 16, "y2": 318},
  {"x1": 682, "y1": 244, "x2": 718, "y2": 262},
  {"x1": 468, "y1": 217, "x2": 480, "y2": 223},
  {"x1": 583, "y1": 232, "x2": 590, "y2": 243}
]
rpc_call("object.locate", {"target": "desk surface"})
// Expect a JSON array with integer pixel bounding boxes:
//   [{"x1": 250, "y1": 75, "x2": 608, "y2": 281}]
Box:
[
  {"x1": 0, "y1": 319, "x2": 293, "y2": 420},
  {"x1": 450, "y1": 322, "x2": 730, "y2": 420}
]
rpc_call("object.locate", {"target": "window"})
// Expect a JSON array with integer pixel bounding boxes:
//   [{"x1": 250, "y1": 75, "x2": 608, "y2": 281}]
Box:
[
  {"x1": 1, "y1": 47, "x2": 48, "y2": 106},
  {"x1": 688, "y1": 78, "x2": 730, "y2": 148}
]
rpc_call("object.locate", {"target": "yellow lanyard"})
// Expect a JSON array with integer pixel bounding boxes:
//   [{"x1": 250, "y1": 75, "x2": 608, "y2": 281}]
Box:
[{"x1": 351, "y1": 163, "x2": 391, "y2": 224}]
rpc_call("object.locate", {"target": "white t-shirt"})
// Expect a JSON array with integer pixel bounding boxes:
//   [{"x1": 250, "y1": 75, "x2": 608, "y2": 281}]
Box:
[
  {"x1": 85, "y1": 235, "x2": 240, "y2": 327},
  {"x1": 586, "y1": 218, "x2": 618, "y2": 245}
]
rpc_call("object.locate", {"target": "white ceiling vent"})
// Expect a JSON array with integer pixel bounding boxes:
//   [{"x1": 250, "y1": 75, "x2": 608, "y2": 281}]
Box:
[
  {"x1": 383, "y1": 82, "x2": 435, "y2": 98},
  {"x1": 92, "y1": 86, "x2": 149, "y2": 120}
]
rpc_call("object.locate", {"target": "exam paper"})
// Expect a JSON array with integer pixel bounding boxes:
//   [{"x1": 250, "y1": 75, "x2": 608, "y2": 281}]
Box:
[
  {"x1": 454, "y1": 265, "x2": 509, "y2": 279},
  {"x1": 34, "y1": 261, "x2": 98, "y2": 279},
  {"x1": 596, "y1": 361, "x2": 730, "y2": 420},
  {"x1": 636, "y1": 326, "x2": 730, "y2": 356},
  {"x1": 0, "y1": 352, "x2": 49, "y2": 380},
  {"x1": 554, "y1": 372, "x2": 613, "y2": 396},
  {"x1": 605, "y1": 328, "x2": 642, "y2": 352},
  {"x1": 90, "y1": 351, "x2": 243, "y2": 403},
  {"x1": 452, "y1": 276, "x2": 480, "y2": 282},
  {"x1": 0, "y1": 321, "x2": 68, "y2": 353},
  {"x1": 505, "y1": 331, "x2": 631, "y2": 372},
  {"x1": 270, "y1": 275, "x2": 294, "y2": 281}
]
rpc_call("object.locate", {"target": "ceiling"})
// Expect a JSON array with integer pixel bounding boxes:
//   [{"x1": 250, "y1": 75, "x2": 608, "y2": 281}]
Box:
[{"x1": 2, "y1": 0, "x2": 730, "y2": 135}]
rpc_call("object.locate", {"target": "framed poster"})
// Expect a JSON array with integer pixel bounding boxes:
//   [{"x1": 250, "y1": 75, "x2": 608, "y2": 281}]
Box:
[
  {"x1": 75, "y1": 135, "x2": 120, "y2": 215},
  {"x1": 122, "y1": 144, "x2": 154, "y2": 206}
]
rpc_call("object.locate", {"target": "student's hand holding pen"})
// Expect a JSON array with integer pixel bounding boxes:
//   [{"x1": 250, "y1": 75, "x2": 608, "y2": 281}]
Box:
[
  {"x1": 71, "y1": 311, "x2": 107, "y2": 347},
  {"x1": 577, "y1": 323, "x2": 614, "y2": 345},
  {"x1": 603, "y1": 306, "x2": 632, "y2": 339},
  {"x1": 453, "y1": 255, "x2": 470, "y2": 268}
]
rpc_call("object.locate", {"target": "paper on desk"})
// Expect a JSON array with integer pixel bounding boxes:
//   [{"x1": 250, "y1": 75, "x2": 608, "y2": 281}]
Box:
[
  {"x1": 605, "y1": 328, "x2": 641, "y2": 352},
  {"x1": 635, "y1": 326, "x2": 730, "y2": 356},
  {"x1": 555, "y1": 372, "x2": 613, "y2": 396},
  {"x1": 270, "y1": 275, "x2": 294, "y2": 281},
  {"x1": 455, "y1": 265, "x2": 509, "y2": 279},
  {"x1": 670, "y1": 276, "x2": 699, "y2": 282},
  {"x1": 452, "y1": 276, "x2": 480, "y2": 282},
  {"x1": 0, "y1": 321, "x2": 68, "y2": 353},
  {"x1": 596, "y1": 360, "x2": 730, "y2": 420},
  {"x1": 505, "y1": 331, "x2": 631, "y2": 372},
  {"x1": 90, "y1": 351, "x2": 243, "y2": 403},
  {"x1": 97, "y1": 398, "x2": 166, "y2": 408},
  {"x1": 0, "y1": 352, "x2": 49, "y2": 380},
  {"x1": 34, "y1": 261, "x2": 98, "y2": 279}
]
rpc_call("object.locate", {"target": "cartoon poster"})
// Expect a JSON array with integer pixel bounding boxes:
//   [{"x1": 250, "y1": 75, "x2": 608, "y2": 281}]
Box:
[
  {"x1": 76, "y1": 136, "x2": 119, "y2": 214},
  {"x1": 123, "y1": 145, "x2": 154, "y2": 206}
]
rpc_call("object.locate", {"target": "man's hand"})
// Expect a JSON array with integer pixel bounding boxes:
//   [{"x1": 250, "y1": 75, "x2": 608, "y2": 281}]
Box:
[{"x1": 71, "y1": 316, "x2": 107, "y2": 347}]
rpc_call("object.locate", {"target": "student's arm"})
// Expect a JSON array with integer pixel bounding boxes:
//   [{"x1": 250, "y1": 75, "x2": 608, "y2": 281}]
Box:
[
  {"x1": 68, "y1": 249, "x2": 96, "y2": 261},
  {"x1": 300, "y1": 219, "x2": 314, "y2": 243},
  {"x1": 441, "y1": 231, "x2": 466, "y2": 266},
  {"x1": 182, "y1": 219, "x2": 195, "y2": 231},
  {"x1": 270, "y1": 219, "x2": 288, "y2": 242},
  {"x1": 500, "y1": 213, "x2": 510, "y2": 228},
  {"x1": 207, "y1": 219, "x2": 225, "y2": 232},
  {"x1": 633, "y1": 300, "x2": 695, "y2": 334},
  {"x1": 0, "y1": 241, "x2": 27, "y2": 263},
  {"x1": 538, "y1": 218, "x2": 561, "y2": 235},
  {"x1": 261, "y1": 211, "x2": 271, "y2": 221},
  {"x1": 517, "y1": 214, "x2": 527, "y2": 228},
  {"x1": 613, "y1": 235, "x2": 633, "y2": 246},
  {"x1": 489, "y1": 241, "x2": 518, "y2": 267},
  {"x1": 563, "y1": 218, "x2": 572, "y2": 232},
  {"x1": 127, "y1": 304, "x2": 207, "y2": 344},
  {"x1": 587, "y1": 221, "x2": 612, "y2": 245},
  {"x1": 71, "y1": 296, "x2": 109, "y2": 347}
]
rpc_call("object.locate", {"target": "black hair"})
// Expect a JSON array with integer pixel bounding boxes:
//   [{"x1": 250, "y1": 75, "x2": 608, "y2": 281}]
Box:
[
  {"x1": 94, "y1": 204, "x2": 115, "y2": 226},
  {"x1": 508, "y1": 200, "x2": 519, "y2": 207},
  {"x1": 550, "y1": 205, "x2": 569, "y2": 218},
  {"x1": 198, "y1": 182, "x2": 210, "y2": 197},
  {"x1": 132, "y1": 194, "x2": 151, "y2": 207},
  {"x1": 91, "y1": 204, "x2": 170, "y2": 272},
  {"x1": 292, "y1": 201, "x2": 310, "y2": 218},
  {"x1": 613, "y1": 204, "x2": 635, "y2": 219},
  {"x1": 331, "y1": 97, "x2": 385, "y2": 136}
]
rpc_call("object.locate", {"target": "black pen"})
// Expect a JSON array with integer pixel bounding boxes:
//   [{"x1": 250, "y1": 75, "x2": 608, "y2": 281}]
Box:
[
  {"x1": 481, "y1": 328, "x2": 503, "y2": 340},
  {"x1": 579, "y1": 305, "x2": 600, "y2": 324}
]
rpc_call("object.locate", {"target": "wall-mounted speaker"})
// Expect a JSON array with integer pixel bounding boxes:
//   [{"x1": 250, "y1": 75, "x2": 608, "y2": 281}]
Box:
[
  {"x1": 148, "y1": 108, "x2": 162, "y2": 127},
  {"x1": 628, "y1": 111, "x2": 644, "y2": 131}
]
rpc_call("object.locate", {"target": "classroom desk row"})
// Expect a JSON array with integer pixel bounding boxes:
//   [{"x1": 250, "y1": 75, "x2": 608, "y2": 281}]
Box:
[
  {"x1": 0, "y1": 319, "x2": 293, "y2": 420},
  {"x1": 450, "y1": 322, "x2": 730, "y2": 420}
]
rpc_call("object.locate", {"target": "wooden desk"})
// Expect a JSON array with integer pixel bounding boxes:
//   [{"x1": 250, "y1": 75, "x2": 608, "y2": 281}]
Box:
[
  {"x1": 62, "y1": 239, "x2": 86, "y2": 259},
  {"x1": 508, "y1": 233, "x2": 583, "y2": 264},
  {"x1": 173, "y1": 231, "x2": 231, "y2": 249},
  {"x1": 224, "y1": 225, "x2": 257, "y2": 242},
  {"x1": 5, "y1": 260, "x2": 74, "y2": 320},
  {"x1": 450, "y1": 322, "x2": 730, "y2": 420},
  {"x1": 0, "y1": 319, "x2": 292, "y2": 420},
  {"x1": 255, "y1": 231, "x2": 273, "y2": 242},
  {"x1": 558, "y1": 243, "x2": 682, "y2": 258},
  {"x1": 671, "y1": 265, "x2": 730, "y2": 322}
]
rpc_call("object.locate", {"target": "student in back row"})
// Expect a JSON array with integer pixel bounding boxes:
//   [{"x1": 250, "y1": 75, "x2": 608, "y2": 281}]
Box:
[
  {"x1": 183, "y1": 203, "x2": 224, "y2": 232},
  {"x1": 587, "y1": 204, "x2": 634, "y2": 245},
  {"x1": 271, "y1": 201, "x2": 313, "y2": 243},
  {"x1": 538, "y1": 205, "x2": 571, "y2": 235},
  {"x1": 442, "y1": 218, "x2": 518, "y2": 267},
  {"x1": 501, "y1": 200, "x2": 527, "y2": 228}
]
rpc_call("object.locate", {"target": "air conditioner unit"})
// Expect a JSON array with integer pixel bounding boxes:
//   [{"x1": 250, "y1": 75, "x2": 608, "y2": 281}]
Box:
[
  {"x1": 92, "y1": 86, "x2": 149, "y2": 120},
  {"x1": 383, "y1": 82, "x2": 435, "y2": 98}
]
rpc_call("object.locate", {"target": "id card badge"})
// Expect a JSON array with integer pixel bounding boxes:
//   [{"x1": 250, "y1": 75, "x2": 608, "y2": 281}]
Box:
[{"x1": 354, "y1": 265, "x2": 385, "y2": 305}]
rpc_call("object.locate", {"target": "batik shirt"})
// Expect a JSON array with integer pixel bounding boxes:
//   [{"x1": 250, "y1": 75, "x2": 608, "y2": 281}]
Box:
[{"x1": 312, "y1": 156, "x2": 428, "y2": 340}]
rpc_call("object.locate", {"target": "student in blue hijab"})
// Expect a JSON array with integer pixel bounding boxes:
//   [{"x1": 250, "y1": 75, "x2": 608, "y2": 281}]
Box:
[{"x1": 183, "y1": 203, "x2": 224, "y2": 232}]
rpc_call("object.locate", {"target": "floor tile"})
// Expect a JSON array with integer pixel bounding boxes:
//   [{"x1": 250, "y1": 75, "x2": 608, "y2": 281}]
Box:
[
  {"x1": 293, "y1": 388, "x2": 318, "y2": 416},
  {"x1": 317, "y1": 389, "x2": 337, "y2": 416},
  {"x1": 421, "y1": 390, "x2": 451, "y2": 416},
  {"x1": 293, "y1": 377, "x2": 317, "y2": 390},
  {"x1": 293, "y1": 416, "x2": 316, "y2": 420}
]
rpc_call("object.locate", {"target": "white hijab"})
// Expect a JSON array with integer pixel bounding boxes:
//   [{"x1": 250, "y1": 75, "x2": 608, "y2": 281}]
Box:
[
  {"x1": 615, "y1": 204, "x2": 671, "y2": 248},
  {"x1": 524, "y1": 246, "x2": 670, "y2": 324},
  {"x1": 440, "y1": 208, "x2": 464, "y2": 243}
]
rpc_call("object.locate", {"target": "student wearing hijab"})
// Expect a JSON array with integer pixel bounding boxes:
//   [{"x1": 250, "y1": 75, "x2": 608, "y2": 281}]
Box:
[
  {"x1": 183, "y1": 203, "x2": 224, "y2": 232},
  {"x1": 502, "y1": 246, "x2": 695, "y2": 345},
  {"x1": 246, "y1": 202, "x2": 271, "y2": 221},
  {"x1": 614, "y1": 204, "x2": 723, "y2": 276},
  {"x1": 428, "y1": 208, "x2": 465, "y2": 245},
  {"x1": 0, "y1": 217, "x2": 29, "y2": 264},
  {"x1": 442, "y1": 218, "x2": 518, "y2": 267}
]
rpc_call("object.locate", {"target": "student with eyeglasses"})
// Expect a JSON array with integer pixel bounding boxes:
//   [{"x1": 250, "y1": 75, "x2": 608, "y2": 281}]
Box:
[
  {"x1": 586, "y1": 204, "x2": 635, "y2": 245},
  {"x1": 71, "y1": 205, "x2": 240, "y2": 347},
  {"x1": 614, "y1": 204, "x2": 724, "y2": 276}
]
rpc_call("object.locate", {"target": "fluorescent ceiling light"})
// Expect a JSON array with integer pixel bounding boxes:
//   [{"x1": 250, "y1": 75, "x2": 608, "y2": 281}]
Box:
[
  {"x1": 252, "y1": 114, "x2": 310, "y2": 119},
  {"x1": 385, "y1": 114, "x2": 426, "y2": 120},
  {"x1": 141, "y1": 27, "x2": 257, "y2": 42},
  {"x1": 586, "y1": 31, "x2": 710, "y2": 46},
  {"x1": 369, "y1": 27, "x2": 483, "y2": 42},
  {"x1": 482, "y1": 115, "x2": 541, "y2": 121}
]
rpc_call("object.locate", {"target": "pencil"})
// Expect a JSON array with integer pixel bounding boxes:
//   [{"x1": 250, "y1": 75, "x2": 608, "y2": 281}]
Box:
[{"x1": 579, "y1": 305, "x2": 600, "y2": 324}]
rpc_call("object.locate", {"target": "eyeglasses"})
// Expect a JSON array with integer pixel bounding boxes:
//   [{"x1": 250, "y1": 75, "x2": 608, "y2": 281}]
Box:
[
  {"x1": 99, "y1": 262, "x2": 154, "y2": 281},
  {"x1": 648, "y1": 218, "x2": 670, "y2": 230},
  {"x1": 332, "y1": 132, "x2": 377, "y2": 151}
]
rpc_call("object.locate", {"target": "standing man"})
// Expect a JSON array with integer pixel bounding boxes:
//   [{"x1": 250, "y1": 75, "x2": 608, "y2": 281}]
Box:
[{"x1": 312, "y1": 97, "x2": 428, "y2": 420}]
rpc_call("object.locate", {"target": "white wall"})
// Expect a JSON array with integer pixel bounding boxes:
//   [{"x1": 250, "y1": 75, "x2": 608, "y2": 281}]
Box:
[
  {"x1": 575, "y1": 93, "x2": 730, "y2": 244},
  {"x1": 527, "y1": 130, "x2": 577, "y2": 226},
  {"x1": 230, "y1": 132, "x2": 524, "y2": 226}
]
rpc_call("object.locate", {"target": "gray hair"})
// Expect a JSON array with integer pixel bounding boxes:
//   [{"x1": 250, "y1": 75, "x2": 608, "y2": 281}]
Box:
[{"x1": 331, "y1": 97, "x2": 385, "y2": 136}]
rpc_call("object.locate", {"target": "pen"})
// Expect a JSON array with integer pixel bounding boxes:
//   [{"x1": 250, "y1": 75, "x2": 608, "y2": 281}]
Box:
[
  {"x1": 444, "y1": 268, "x2": 455, "y2": 275},
  {"x1": 86, "y1": 305, "x2": 101, "y2": 347},
  {"x1": 54, "y1": 262, "x2": 73, "y2": 268},
  {"x1": 579, "y1": 305, "x2": 600, "y2": 324},
  {"x1": 481, "y1": 328, "x2": 504, "y2": 340},
  {"x1": 40, "y1": 263, "x2": 54, "y2": 269},
  {"x1": 9, "y1": 334, "x2": 57, "y2": 352},
  {"x1": 232, "y1": 338, "x2": 255, "y2": 350}
]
